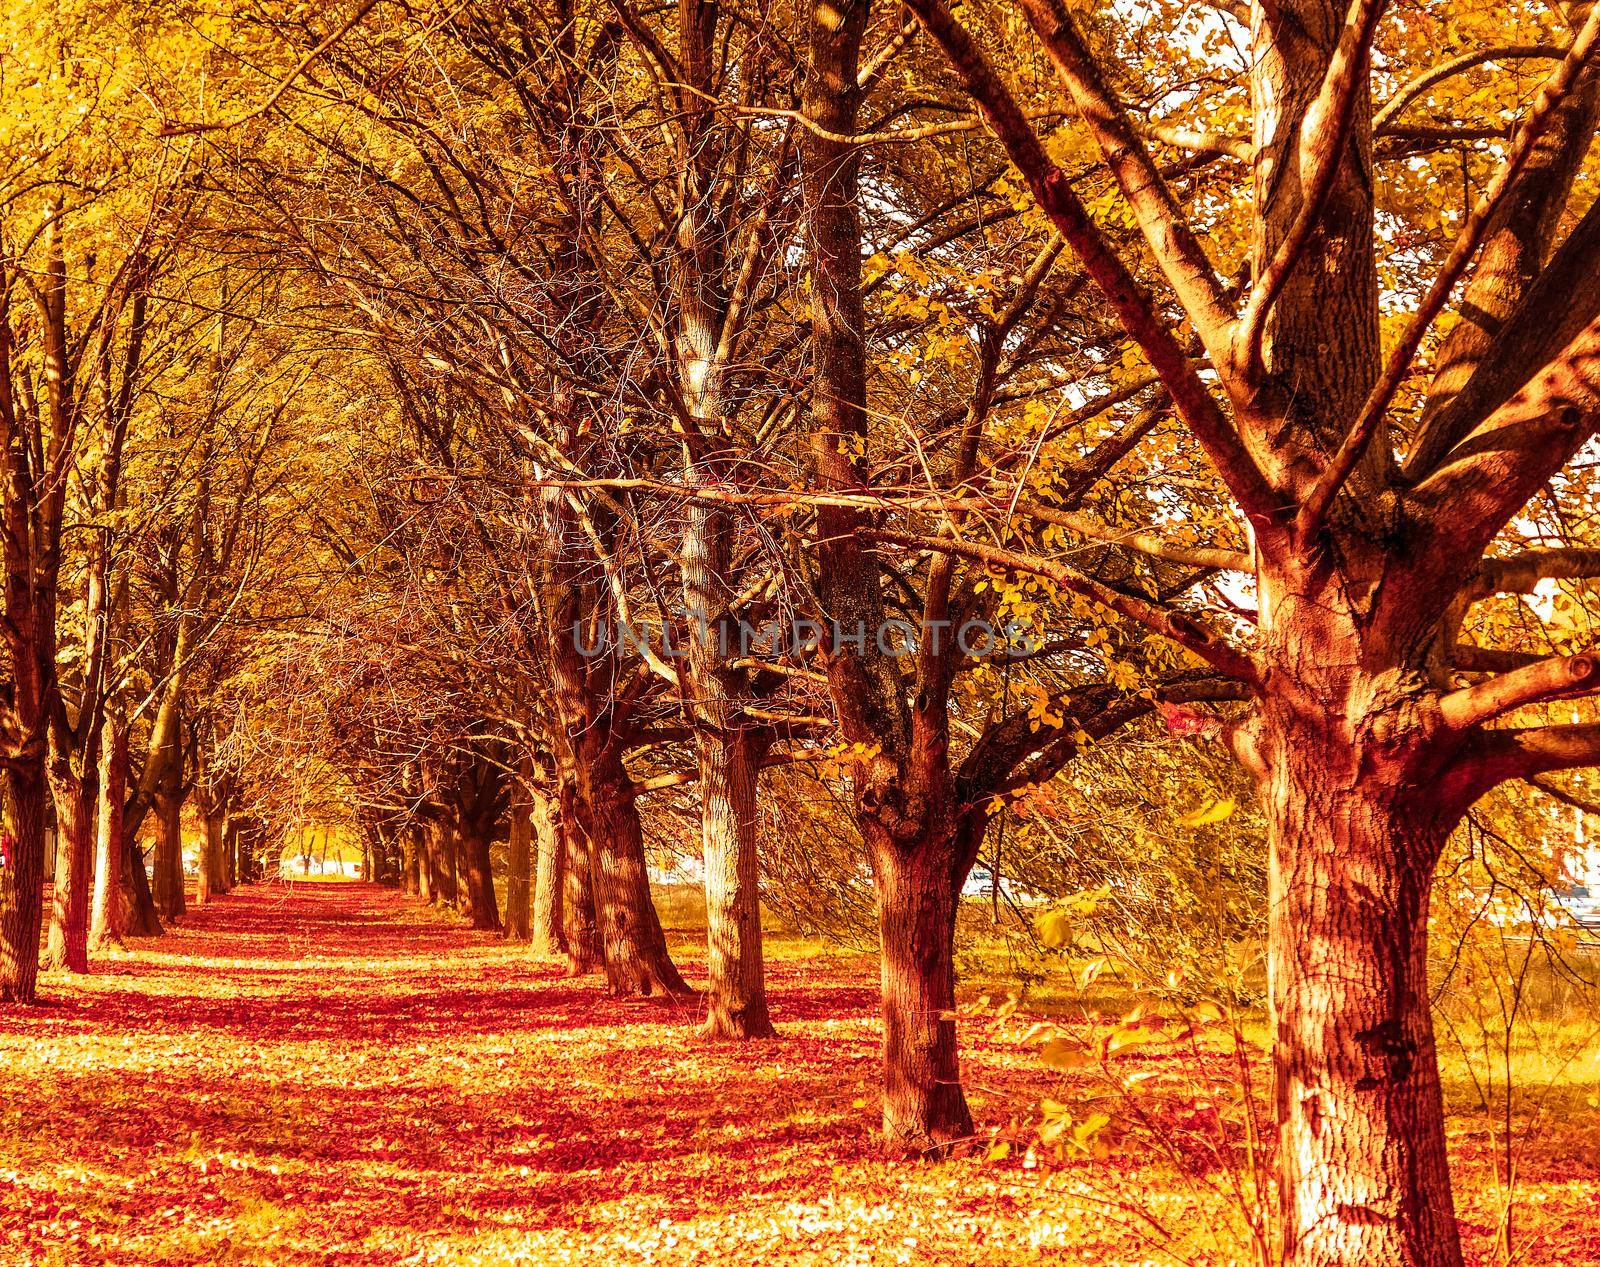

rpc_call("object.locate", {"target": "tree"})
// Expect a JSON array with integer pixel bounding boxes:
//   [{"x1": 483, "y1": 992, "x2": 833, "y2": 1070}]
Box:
[{"x1": 890, "y1": 0, "x2": 1600, "y2": 1259}]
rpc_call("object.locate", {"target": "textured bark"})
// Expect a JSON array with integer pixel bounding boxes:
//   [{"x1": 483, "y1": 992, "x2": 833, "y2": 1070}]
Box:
[
  {"x1": 1249, "y1": 0, "x2": 1381, "y2": 446},
  {"x1": 89, "y1": 711, "x2": 133, "y2": 950},
  {"x1": 582, "y1": 749, "x2": 687, "y2": 997},
  {"x1": 1264, "y1": 730, "x2": 1460, "y2": 1267},
  {"x1": 42, "y1": 773, "x2": 94, "y2": 972},
  {"x1": 460, "y1": 822, "x2": 499, "y2": 931},
  {"x1": 530, "y1": 789, "x2": 564, "y2": 956},
  {"x1": 151, "y1": 786, "x2": 185, "y2": 919},
  {"x1": 875, "y1": 840, "x2": 974, "y2": 1149},
  {"x1": 696, "y1": 725, "x2": 774, "y2": 1038},
  {"x1": 0, "y1": 768, "x2": 49, "y2": 1001},
  {"x1": 557, "y1": 774, "x2": 599, "y2": 974},
  {"x1": 665, "y1": 0, "x2": 777, "y2": 1037},
  {"x1": 1244, "y1": 553, "x2": 1473, "y2": 1267}
]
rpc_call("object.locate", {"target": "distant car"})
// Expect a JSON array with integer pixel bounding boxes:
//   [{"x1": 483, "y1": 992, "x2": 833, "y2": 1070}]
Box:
[{"x1": 1552, "y1": 885, "x2": 1600, "y2": 929}]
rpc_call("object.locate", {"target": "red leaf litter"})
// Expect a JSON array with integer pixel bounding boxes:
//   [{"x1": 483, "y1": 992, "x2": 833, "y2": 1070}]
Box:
[{"x1": 0, "y1": 884, "x2": 1594, "y2": 1265}]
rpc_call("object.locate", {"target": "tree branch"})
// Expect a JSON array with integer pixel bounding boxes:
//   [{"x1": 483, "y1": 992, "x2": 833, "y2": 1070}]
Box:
[
  {"x1": 1299, "y1": 5, "x2": 1600, "y2": 537},
  {"x1": 860, "y1": 526, "x2": 1260, "y2": 684},
  {"x1": 1014, "y1": 0, "x2": 1237, "y2": 363},
  {"x1": 1236, "y1": 0, "x2": 1389, "y2": 378},
  {"x1": 902, "y1": 0, "x2": 1275, "y2": 520},
  {"x1": 1440, "y1": 652, "x2": 1600, "y2": 730},
  {"x1": 161, "y1": 0, "x2": 380, "y2": 136},
  {"x1": 1475, "y1": 547, "x2": 1600, "y2": 597},
  {"x1": 1372, "y1": 45, "x2": 1566, "y2": 133}
]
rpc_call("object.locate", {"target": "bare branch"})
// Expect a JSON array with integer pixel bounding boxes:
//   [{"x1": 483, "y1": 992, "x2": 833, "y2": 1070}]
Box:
[
  {"x1": 860, "y1": 526, "x2": 1260, "y2": 684},
  {"x1": 1475, "y1": 547, "x2": 1600, "y2": 597},
  {"x1": 1298, "y1": 6, "x2": 1600, "y2": 538},
  {"x1": 1014, "y1": 0, "x2": 1237, "y2": 362},
  {"x1": 902, "y1": 0, "x2": 1276, "y2": 520},
  {"x1": 1440, "y1": 652, "x2": 1600, "y2": 730}
]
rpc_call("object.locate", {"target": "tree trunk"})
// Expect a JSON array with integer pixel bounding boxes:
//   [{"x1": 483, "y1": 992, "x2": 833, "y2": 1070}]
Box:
[
  {"x1": 124, "y1": 840, "x2": 163, "y2": 937},
  {"x1": 402, "y1": 825, "x2": 419, "y2": 896},
  {"x1": 223, "y1": 819, "x2": 238, "y2": 889},
  {"x1": 418, "y1": 823, "x2": 436, "y2": 903},
  {"x1": 461, "y1": 821, "x2": 499, "y2": 931},
  {"x1": 197, "y1": 808, "x2": 225, "y2": 905},
  {"x1": 504, "y1": 788, "x2": 532, "y2": 941},
  {"x1": 582, "y1": 750, "x2": 688, "y2": 997},
  {"x1": 42, "y1": 774, "x2": 94, "y2": 972},
  {"x1": 151, "y1": 787, "x2": 185, "y2": 919},
  {"x1": 0, "y1": 767, "x2": 49, "y2": 1002},
  {"x1": 698, "y1": 725, "x2": 774, "y2": 1037},
  {"x1": 558, "y1": 777, "x2": 599, "y2": 974},
  {"x1": 874, "y1": 838, "x2": 973, "y2": 1150},
  {"x1": 89, "y1": 712, "x2": 135, "y2": 950},
  {"x1": 531, "y1": 790, "x2": 565, "y2": 956},
  {"x1": 1261, "y1": 716, "x2": 1462, "y2": 1267}
]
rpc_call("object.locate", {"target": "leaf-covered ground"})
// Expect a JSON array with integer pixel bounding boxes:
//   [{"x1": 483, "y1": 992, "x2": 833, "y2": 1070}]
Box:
[{"x1": 1, "y1": 883, "x2": 1595, "y2": 1266}]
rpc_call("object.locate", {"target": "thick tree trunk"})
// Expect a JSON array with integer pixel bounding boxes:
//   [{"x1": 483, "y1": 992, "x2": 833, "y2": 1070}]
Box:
[
  {"x1": 874, "y1": 838, "x2": 973, "y2": 1150},
  {"x1": 504, "y1": 789, "x2": 532, "y2": 941},
  {"x1": 151, "y1": 788, "x2": 185, "y2": 919},
  {"x1": 531, "y1": 790, "x2": 565, "y2": 956},
  {"x1": 447, "y1": 825, "x2": 462, "y2": 909},
  {"x1": 223, "y1": 819, "x2": 238, "y2": 889},
  {"x1": 461, "y1": 822, "x2": 499, "y2": 931},
  {"x1": 0, "y1": 767, "x2": 49, "y2": 1001},
  {"x1": 698, "y1": 725, "x2": 774, "y2": 1037},
  {"x1": 418, "y1": 823, "x2": 436, "y2": 903},
  {"x1": 89, "y1": 715, "x2": 134, "y2": 950},
  {"x1": 558, "y1": 778, "x2": 599, "y2": 974},
  {"x1": 196, "y1": 809, "x2": 225, "y2": 905},
  {"x1": 1261, "y1": 716, "x2": 1462, "y2": 1267},
  {"x1": 582, "y1": 751, "x2": 687, "y2": 998},
  {"x1": 42, "y1": 776, "x2": 94, "y2": 972}
]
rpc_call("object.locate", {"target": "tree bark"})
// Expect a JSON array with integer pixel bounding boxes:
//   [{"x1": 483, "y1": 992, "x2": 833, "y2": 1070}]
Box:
[
  {"x1": 89, "y1": 710, "x2": 135, "y2": 950},
  {"x1": 0, "y1": 766, "x2": 49, "y2": 1002},
  {"x1": 697, "y1": 723, "x2": 774, "y2": 1037},
  {"x1": 417, "y1": 822, "x2": 436, "y2": 903},
  {"x1": 461, "y1": 820, "x2": 499, "y2": 931},
  {"x1": 42, "y1": 772, "x2": 94, "y2": 972},
  {"x1": 581, "y1": 750, "x2": 688, "y2": 997},
  {"x1": 531, "y1": 788, "x2": 565, "y2": 956},
  {"x1": 504, "y1": 785, "x2": 532, "y2": 941},
  {"x1": 558, "y1": 774, "x2": 599, "y2": 974},
  {"x1": 196, "y1": 808, "x2": 225, "y2": 906},
  {"x1": 151, "y1": 786, "x2": 185, "y2": 919},
  {"x1": 874, "y1": 836, "x2": 974, "y2": 1150},
  {"x1": 1258, "y1": 708, "x2": 1463, "y2": 1267},
  {"x1": 401, "y1": 824, "x2": 419, "y2": 896}
]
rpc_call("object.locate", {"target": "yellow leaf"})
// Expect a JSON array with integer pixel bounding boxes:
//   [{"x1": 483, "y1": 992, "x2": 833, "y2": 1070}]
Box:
[{"x1": 1179, "y1": 797, "x2": 1236, "y2": 827}]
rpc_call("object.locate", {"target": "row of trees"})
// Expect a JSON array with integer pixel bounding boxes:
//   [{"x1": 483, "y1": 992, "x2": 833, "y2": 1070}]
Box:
[{"x1": 4, "y1": 4, "x2": 1600, "y2": 1266}]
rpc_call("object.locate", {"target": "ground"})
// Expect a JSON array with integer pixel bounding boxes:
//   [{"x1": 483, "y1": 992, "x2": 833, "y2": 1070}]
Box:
[{"x1": 1, "y1": 884, "x2": 1595, "y2": 1266}]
